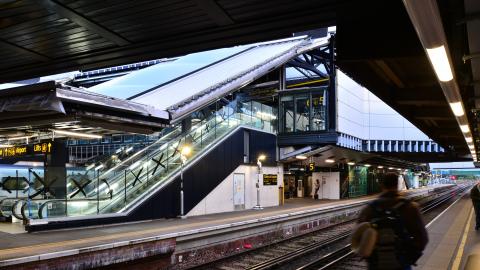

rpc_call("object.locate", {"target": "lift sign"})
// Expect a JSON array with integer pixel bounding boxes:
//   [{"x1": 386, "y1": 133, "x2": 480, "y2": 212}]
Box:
[{"x1": 33, "y1": 142, "x2": 52, "y2": 154}]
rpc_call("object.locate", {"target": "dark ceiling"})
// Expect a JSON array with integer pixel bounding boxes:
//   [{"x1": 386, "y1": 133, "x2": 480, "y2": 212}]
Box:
[
  {"x1": 0, "y1": 0, "x2": 474, "y2": 159},
  {"x1": 336, "y1": 0, "x2": 471, "y2": 158},
  {"x1": 0, "y1": 0, "x2": 336, "y2": 83}
]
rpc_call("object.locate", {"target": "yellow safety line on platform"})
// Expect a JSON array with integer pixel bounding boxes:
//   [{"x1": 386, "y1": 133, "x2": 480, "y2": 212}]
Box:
[{"x1": 451, "y1": 206, "x2": 474, "y2": 270}]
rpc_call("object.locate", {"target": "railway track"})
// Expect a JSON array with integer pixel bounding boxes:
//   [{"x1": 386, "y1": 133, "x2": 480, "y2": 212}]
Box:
[
  {"x1": 296, "y1": 183, "x2": 471, "y2": 270},
  {"x1": 192, "y1": 185, "x2": 462, "y2": 270}
]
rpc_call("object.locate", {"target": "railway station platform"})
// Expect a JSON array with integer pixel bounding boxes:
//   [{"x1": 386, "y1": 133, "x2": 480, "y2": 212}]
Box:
[
  {"x1": 416, "y1": 190, "x2": 480, "y2": 270},
  {"x1": 0, "y1": 185, "x2": 445, "y2": 270}
]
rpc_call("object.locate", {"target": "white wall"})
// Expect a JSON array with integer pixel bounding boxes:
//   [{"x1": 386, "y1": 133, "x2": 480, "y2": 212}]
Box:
[
  {"x1": 311, "y1": 172, "x2": 340, "y2": 199},
  {"x1": 187, "y1": 165, "x2": 283, "y2": 216},
  {"x1": 336, "y1": 70, "x2": 431, "y2": 141},
  {"x1": 429, "y1": 162, "x2": 475, "y2": 169}
]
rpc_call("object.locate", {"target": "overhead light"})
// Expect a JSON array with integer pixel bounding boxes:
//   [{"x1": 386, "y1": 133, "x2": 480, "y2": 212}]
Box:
[
  {"x1": 378, "y1": 166, "x2": 384, "y2": 169},
  {"x1": 53, "y1": 129, "x2": 102, "y2": 139},
  {"x1": 325, "y1": 159, "x2": 335, "y2": 163},
  {"x1": 181, "y1": 145, "x2": 192, "y2": 156},
  {"x1": 466, "y1": 137, "x2": 473, "y2": 143},
  {"x1": 94, "y1": 164, "x2": 104, "y2": 171},
  {"x1": 389, "y1": 167, "x2": 394, "y2": 170},
  {"x1": 364, "y1": 164, "x2": 371, "y2": 167},
  {"x1": 347, "y1": 162, "x2": 355, "y2": 166},
  {"x1": 0, "y1": 144, "x2": 13, "y2": 148},
  {"x1": 426, "y1": 45, "x2": 453, "y2": 82},
  {"x1": 469, "y1": 145, "x2": 475, "y2": 149},
  {"x1": 449, "y1": 102, "x2": 464, "y2": 117},
  {"x1": 296, "y1": 155, "x2": 307, "y2": 160},
  {"x1": 397, "y1": 168, "x2": 402, "y2": 171},
  {"x1": 460, "y1": 125, "x2": 470, "y2": 133},
  {"x1": 126, "y1": 146, "x2": 134, "y2": 153},
  {"x1": 7, "y1": 135, "x2": 34, "y2": 141}
]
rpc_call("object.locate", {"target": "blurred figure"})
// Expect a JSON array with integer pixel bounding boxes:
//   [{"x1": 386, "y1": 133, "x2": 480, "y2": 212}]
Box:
[
  {"x1": 470, "y1": 182, "x2": 480, "y2": 230},
  {"x1": 357, "y1": 173, "x2": 428, "y2": 270},
  {"x1": 313, "y1": 179, "x2": 320, "y2": 199}
]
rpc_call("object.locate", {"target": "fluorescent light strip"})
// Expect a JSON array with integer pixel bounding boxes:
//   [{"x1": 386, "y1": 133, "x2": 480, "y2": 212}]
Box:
[
  {"x1": 460, "y1": 125, "x2": 470, "y2": 133},
  {"x1": 53, "y1": 129, "x2": 102, "y2": 139},
  {"x1": 296, "y1": 155, "x2": 307, "y2": 160},
  {"x1": 426, "y1": 45, "x2": 453, "y2": 82},
  {"x1": 466, "y1": 137, "x2": 473, "y2": 143},
  {"x1": 449, "y1": 102, "x2": 464, "y2": 117},
  {"x1": 325, "y1": 159, "x2": 335, "y2": 163}
]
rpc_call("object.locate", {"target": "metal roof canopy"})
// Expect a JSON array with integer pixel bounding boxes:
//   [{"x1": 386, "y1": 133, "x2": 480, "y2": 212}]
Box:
[
  {"x1": 0, "y1": 0, "x2": 476, "y2": 160},
  {"x1": 336, "y1": 0, "x2": 475, "y2": 159},
  {"x1": 0, "y1": 0, "x2": 336, "y2": 84},
  {"x1": 280, "y1": 145, "x2": 423, "y2": 170},
  {"x1": 0, "y1": 81, "x2": 169, "y2": 139}
]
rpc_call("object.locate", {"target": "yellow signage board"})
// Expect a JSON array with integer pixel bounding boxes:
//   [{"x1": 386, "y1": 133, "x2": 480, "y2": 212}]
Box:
[
  {"x1": 33, "y1": 142, "x2": 52, "y2": 154},
  {"x1": 0, "y1": 146, "x2": 28, "y2": 157}
]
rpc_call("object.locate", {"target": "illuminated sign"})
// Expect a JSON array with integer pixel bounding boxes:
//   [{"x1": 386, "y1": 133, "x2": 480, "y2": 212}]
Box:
[
  {"x1": 0, "y1": 146, "x2": 28, "y2": 157},
  {"x1": 0, "y1": 141, "x2": 54, "y2": 158},
  {"x1": 263, "y1": 174, "x2": 278, "y2": 185},
  {"x1": 308, "y1": 162, "x2": 315, "y2": 172},
  {"x1": 33, "y1": 142, "x2": 52, "y2": 154}
]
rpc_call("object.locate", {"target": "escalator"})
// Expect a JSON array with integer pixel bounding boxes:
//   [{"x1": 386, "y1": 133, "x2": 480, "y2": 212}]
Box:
[{"x1": 21, "y1": 99, "x2": 277, "y2": 229}]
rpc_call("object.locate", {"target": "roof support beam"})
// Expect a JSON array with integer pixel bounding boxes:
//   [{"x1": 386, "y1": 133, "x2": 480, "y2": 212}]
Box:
[
  {"x1": 194, "y1": 0, "x2": 234, "y2": 26},
  {"x1": 0, "y1": 39, "x2": 49, "y2": 62},
  {"x1": 39, "y1": 0, "x2": 130, "y2": 46}
]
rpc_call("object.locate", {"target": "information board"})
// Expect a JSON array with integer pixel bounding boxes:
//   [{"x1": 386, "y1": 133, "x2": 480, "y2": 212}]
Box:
[{"x1": 263, "y1": 174, "x2": 278, "y2": 185}]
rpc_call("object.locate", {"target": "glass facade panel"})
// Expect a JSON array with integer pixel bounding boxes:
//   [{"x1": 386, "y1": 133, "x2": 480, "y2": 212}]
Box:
[
  {"x1": 279, "y1": 89, "x2": 327, "y2": 133},
  {"x1": 295, "y1": 94, "x2": 309, "y2": 132},
  {"x1": 311, "y1": 92, "x2": 326, "y2": 131},
  {"x1": 280, "y1": 96, "x2": 294, "y2": 133}
]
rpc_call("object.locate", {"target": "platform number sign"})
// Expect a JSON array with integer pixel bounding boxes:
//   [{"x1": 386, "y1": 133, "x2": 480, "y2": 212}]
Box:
[{"x1": 308, "y1": 163, "x2": 315, "y2": 172}]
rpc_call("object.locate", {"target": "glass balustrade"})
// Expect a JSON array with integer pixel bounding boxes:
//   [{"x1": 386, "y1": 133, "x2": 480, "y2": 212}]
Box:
[{"x1": 14, "y1": 100, "x2": 277, "y2": 220}]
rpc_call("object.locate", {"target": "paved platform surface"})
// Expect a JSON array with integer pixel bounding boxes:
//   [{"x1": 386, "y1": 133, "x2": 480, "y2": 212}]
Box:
[
  {"x1": 415, "y1": 193, "x2": 480, "y2": 270},
  {"x1": 0, "y1": 186, "x2": 441, "y2": 265}
]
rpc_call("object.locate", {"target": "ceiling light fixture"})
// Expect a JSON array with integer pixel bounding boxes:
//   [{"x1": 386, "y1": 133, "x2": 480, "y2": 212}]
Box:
[
  {"x1": 325, "y1": 159, "x2": 335, "y2": 163},
  {"x1": 466, "y1": 137, "x2": 473, "y2": 143},
  {"x1": 460, "y1": 125, "x2": 470, "y2": 133},
  {"x1": 449, "y1": 102, "x2": 465, "y2": 117},
  {"x1": 53, "y1": 129, "x2": 102, "y2": 139},
  {"x1": 426, "y1": 45, "x2": 453, "y2": 82},
  {"x1": 347, "y1": 162, "x2": 355, "y2": 166},
  {"x1": 296, "y1": 155, "x2": 307, "y2": 160}
]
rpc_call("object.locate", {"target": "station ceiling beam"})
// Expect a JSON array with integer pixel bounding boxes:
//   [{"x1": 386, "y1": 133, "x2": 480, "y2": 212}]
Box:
[{"x1": 38, "y1": 0, "x2": 130, "y2": 46}]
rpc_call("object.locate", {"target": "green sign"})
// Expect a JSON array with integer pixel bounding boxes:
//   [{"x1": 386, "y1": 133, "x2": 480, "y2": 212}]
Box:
[{"x1": 263, "y1": 174, "x2": 278, "y2": 185}]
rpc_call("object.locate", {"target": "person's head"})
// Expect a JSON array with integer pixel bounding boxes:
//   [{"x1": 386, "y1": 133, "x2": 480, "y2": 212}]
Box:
[{"x1": 380, "y1": 173, "x2": 399, "y2": 191}]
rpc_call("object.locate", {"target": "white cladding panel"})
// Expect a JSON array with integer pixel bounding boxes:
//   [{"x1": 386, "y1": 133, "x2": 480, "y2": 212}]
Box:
[
  {"x1": 311, "y1": 172, "x2": 340, "y2": 199},
  {"x1": 187, "y1": 165, "x2": 283, "y2": 216},
  {"x1": 336, "y1": 70, "x2": 431, "y2": 141}
]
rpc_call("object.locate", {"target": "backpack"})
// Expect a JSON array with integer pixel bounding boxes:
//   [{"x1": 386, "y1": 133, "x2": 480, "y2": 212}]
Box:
[{"x1": 368, "y1": 198, "x2": 422, "y2": 268}]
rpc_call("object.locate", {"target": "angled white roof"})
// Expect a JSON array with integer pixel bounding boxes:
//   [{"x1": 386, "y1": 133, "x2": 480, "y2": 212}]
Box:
[{"x1": 88, "y1": 35, "x2": 330, "y2": 121}]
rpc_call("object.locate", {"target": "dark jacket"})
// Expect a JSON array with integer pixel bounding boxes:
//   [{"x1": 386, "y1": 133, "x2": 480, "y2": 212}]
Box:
[
  {"x1": 470, "y1": 185, "x2": 480, "y2": 201},
  {"x1": 358, "y1": 191, "x2": 429, "y2": 256}
]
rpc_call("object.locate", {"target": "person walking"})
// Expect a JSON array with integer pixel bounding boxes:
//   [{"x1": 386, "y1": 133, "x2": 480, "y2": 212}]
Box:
[
  {"x1": 313, "y1": 179, "x2": 320, "y2": 199},
  {"x1": 356, "y1": 173, "x2": 428, "y2": 270},
  {"x1": 470, "y1": 182, "x2": 480, "y2": 230}
]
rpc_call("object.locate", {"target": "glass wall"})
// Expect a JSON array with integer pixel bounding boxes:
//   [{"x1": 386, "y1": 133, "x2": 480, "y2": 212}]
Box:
[{"x1": 279, "y1": 88, "x2": 326, "y2": 133}]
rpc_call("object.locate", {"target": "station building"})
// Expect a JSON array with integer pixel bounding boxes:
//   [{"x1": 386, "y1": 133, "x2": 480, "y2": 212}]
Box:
[{"x1": 0, "y1": 32, "x2": 455, "y2": 231}]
